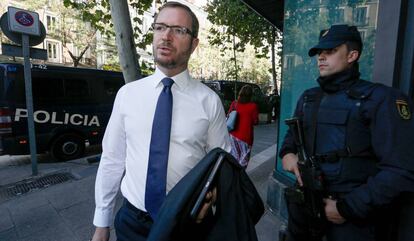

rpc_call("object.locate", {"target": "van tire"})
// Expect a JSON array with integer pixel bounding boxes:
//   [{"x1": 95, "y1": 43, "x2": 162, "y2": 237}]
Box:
[{"x1": 51, "y1": 134, "x2": 85, "y2": 161}]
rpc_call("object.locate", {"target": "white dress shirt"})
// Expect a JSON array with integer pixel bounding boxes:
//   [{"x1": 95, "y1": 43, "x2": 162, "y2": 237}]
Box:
[{"x1": 93, "y1": 68, "x2": 231, "y2": 227}]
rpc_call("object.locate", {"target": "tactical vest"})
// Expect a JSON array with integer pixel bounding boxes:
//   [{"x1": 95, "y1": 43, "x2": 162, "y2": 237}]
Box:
[{"x1": 301, "y1": 80, "x2": 379, "y2": 193}]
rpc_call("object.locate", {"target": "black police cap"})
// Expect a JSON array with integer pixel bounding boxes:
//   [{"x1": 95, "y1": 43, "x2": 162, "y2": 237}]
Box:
[{"x1": 308, "y1": 24, "x2": 362, "y2": 57}]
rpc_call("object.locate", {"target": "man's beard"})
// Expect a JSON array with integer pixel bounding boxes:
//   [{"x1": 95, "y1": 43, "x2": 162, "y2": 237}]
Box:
[{"x1": 154, "y1": 42, "x2": 193, "y2": 69}]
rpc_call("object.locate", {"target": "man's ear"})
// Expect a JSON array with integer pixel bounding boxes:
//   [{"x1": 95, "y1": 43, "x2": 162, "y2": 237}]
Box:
[
  {"x1": 191, "y1": 38, "x2": 199, "y2": 53},
  {"x1": 347, "y1": 50, "x2": 359, "y2": 63}
]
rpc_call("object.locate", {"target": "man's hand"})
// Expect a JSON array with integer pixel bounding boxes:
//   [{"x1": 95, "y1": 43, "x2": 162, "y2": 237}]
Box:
[
  {"x1": 282, "y1": 153, "x2": 303, "y2": 186},
  {"x1": 324, "y1": 198, "x2": 346, "y2": 224},
  {"x1": 195, "y1": 187, "x2": 217, "y2": 223},
  {"x1": 91, "y1": 227, "x2": 110, "y2": 241}
]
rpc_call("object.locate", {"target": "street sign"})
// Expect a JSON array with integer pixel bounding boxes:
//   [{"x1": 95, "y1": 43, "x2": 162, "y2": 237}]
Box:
[
  {"x1": 0, "y1": 8, "x2": 47, "y2": 176},
  {"x1": 0, "y1": 13, "x2": 46, "y2": 46},
  {"x1": 1, "y1": 43, "x2": 47, "y2": 60},
  {"x1": 7, "y1": 6, "x2": 40, "y2": 36}
]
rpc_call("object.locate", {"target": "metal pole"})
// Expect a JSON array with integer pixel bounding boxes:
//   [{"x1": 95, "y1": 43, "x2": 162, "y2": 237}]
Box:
[{"x1": 22, "y1": 34, "x2": 38, "y2": 176}]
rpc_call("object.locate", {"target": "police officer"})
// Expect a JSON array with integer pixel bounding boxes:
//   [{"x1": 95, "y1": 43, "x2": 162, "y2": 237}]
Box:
[{"x1": 279, "y1": 24, "x2": 414, "y2": 241}]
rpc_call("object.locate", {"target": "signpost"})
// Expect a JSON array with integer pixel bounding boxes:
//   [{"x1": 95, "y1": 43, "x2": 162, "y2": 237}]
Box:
[{"x1": 1, "y1": 7, "x2": 47, "y2": 176}]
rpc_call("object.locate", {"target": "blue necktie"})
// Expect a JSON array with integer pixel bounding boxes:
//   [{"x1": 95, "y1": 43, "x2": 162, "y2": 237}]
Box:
[{"x1": 145, "y1": 77, "x2": 174, "y2": 219}]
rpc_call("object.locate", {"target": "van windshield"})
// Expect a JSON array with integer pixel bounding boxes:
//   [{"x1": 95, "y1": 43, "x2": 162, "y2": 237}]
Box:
[
  {"x1": 5, "y1": 65, "x2": 24, "y2": 102},
  {"x1": 0, "y1": 66, "x2": 4, "y2": 100},
  {"x1": 0, "y1": 65, "x2": 24, "y2": 102},
  {"x1": 204, "y1": 82, "x2": 219, "y2": 92}
]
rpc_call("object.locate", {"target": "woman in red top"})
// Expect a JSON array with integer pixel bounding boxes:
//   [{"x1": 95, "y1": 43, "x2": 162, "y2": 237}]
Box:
[{"x1": 228, "y1": 85, "x2": 259, "y2": 167}]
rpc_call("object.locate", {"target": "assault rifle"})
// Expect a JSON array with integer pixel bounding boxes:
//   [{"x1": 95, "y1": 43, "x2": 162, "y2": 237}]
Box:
[{"x1": 284, "y1": 117, "x2": 326, "y2": 238}]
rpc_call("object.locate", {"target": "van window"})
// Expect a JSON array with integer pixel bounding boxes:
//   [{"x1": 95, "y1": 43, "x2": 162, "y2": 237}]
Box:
[
  {"x1": 6, "y1": 67, "x2": 24, "y2": 103},
  {"x1": 104, "y1": 78, "x2": 123, "y2": 97},
  {"x1": 0, "y1": 67, "x2": 4, "y2": 98},
  {"x1": 64, "y1": 78, "x2": 90, "y2": 98},
  {"x1": 252, "y1": 85, "x2": 262, "y2": 95},
  {"x1": 204, "y1": 82, "x2": 219, "y2": 92},
  {"x1": 32, "y1": 76, "x2": 64, "y2": 102},
  {"x1": 222, "y1": 82, "x2": 237, "y2": 101},
  {"x1": 252, "y1": 85, "x2": 263, "y2": 98}
]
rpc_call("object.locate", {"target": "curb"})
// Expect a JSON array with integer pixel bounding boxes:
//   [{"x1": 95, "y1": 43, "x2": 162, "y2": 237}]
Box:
[{"x1": 246, "y1": 144, "x2": 277, "y2": 174}]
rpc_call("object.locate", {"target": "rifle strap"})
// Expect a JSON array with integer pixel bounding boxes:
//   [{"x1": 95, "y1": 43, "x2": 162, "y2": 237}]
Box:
[{"x1": 307, "y1": 88, "x2": 324, "y2": 156}]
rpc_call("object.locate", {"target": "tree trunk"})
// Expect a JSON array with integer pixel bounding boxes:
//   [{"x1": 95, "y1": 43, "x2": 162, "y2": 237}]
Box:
[
  {"x1": 73, "y1": 58, "x2": 80, "y2": 67},
  {"x1": 232, "y1": 34, "x2": 238, "y2": 100},
  {"x1": 66, "y1": 45, "x2": 89, "y2": 67},
  {"x1": 232, "y1": 34, "x2": 238, "y2": 81},
  {"x1": 271, "y1": 26, "x2": 278, "y2": 94},
  {"x1": 109, "y1": 0, "x2": 141, "y2": 83}
]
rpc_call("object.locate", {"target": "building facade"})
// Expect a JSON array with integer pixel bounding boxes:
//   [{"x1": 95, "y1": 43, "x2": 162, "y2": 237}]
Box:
[{"x1": 0, "y1": 0, "x2": 97, "y2": 67}]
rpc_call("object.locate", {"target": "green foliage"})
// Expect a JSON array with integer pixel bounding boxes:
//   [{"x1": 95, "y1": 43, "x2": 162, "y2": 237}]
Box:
[
  {"x1": 63, "y1": 0, "x2": 154, "y2": 49},
  {"x1": 206, "y1": 0, "x2": 278, "y2": 57},
  {"x1": 140, "y1": 60, "x2": 155, "y2": 76},
  {"x1": 63, "y1": 0, "x2": 112, "y2": 34},
  {"x1": 102, "y1": 63, "x2": 121, "y2": 71},
  {"x1": 205, "y1": 0, "x2": 282, "y2": 88}
]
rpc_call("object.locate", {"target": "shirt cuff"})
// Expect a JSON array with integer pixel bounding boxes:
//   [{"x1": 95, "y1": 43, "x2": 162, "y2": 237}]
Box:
[
  {"x1": 336, "y1": 198, "x2": 354, "y2": 220},
  {"x1": 279, "y1": 147, "x2": 296, "y2": 159},
  {"x1": 93, "y1": 207, "x2": 114, "y2": 227}
]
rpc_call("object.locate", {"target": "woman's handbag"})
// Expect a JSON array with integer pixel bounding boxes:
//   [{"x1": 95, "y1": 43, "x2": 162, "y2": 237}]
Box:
[{"x1": 226, "y1": 102, "x2": 238, "y2": 131}]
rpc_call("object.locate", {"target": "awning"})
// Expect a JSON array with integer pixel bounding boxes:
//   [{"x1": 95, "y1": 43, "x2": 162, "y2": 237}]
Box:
[{"x1": 240, "y1": 0, "x2": 284, "y2": 30}]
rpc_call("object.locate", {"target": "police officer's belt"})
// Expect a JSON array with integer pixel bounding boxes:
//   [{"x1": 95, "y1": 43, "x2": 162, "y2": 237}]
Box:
[
  {"x1": 315, "y1": 149, "x2": 350, "y2": 163},
  {"x1": 315, "y1": 148, "x2": 376, "y2": 163}
]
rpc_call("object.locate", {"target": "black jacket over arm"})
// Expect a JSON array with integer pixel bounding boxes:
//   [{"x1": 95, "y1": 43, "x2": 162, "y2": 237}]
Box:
[{"x1": 147, "y1": 148, "x2": 264, "y2": 241}]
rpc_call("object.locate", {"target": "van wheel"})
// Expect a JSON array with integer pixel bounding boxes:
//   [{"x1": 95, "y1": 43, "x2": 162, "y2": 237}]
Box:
[{"x1": 51, "y1": 134, "x2": 85, "y2": 161}]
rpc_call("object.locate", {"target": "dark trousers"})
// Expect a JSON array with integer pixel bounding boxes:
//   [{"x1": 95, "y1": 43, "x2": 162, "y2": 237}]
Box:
[
  {"x1": 286, "y1": 201, "x2": 376, "y2": 241},
  {"x1": 114, "y1": 200, "x2": 153, "y2": 241}
]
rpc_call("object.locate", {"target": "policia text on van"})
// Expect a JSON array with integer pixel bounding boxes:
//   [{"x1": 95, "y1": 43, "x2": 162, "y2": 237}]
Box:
[{"x1": 0, "y1": 63, "x2": 125, "y2": 161}]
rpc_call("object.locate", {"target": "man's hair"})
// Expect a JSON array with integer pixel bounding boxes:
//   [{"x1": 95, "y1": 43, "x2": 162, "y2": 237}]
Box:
[
  {"x1": 238, "y1": 85, "x2": 253, "y2": 103},
  {"x1": 154, "y1": 1, "x2": 199, "y2": 38},
  {"x1": 345, "y1": 41, "x2": 362, "y2": 61}
]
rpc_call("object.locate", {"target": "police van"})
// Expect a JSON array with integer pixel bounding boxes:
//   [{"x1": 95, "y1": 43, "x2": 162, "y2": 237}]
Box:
[{"x1": 0, "y1": 63, "x2": 125, "y2": 161}]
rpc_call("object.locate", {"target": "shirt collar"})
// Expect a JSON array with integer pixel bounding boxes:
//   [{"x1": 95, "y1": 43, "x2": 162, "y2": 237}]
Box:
[{"x1": 152, "y1": 68, "x2": 191, "y2": 90}]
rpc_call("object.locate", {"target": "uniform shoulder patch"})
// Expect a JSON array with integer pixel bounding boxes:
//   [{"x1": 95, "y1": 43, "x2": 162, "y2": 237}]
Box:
[{"x1": 396, "y1": 100, "x2": 411, "y2": 120}]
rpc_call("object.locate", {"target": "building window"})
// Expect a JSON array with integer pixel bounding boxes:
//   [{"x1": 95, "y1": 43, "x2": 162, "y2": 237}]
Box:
[
  {"x1": 46, "y1": 15, "x2": 57, "y2": 31},
  {"x1": 333, "y1": 8, "x2": 345, "y2": 24},
  {"x1": 142, "y1": 17, "x2": 148, "y2": 33},
  {"x1": 47, "y1": 41, "x2": 59, "y2": 62},
  {"x1": 359, "y1": 30, "x2": 366, "y2": 41},
  {"x1": 354, "y1": 6, "x2": 368, "y2": 25},
  {"x1": 285, "y1": 55, "x2": 295, "y2": 70}
]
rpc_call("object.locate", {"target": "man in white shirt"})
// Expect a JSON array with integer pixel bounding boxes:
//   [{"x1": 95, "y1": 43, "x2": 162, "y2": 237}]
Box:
[{"x1": 91, "y1": 2, "x2": 231, "y2": 241}]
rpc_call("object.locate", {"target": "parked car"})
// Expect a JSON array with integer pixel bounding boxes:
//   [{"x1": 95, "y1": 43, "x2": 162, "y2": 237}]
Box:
[
  {"x1": 202, "y1": 80, "x2": 272, "y2": 123},
  {"x1": 0, "y1": 63, "x2": 126, "y2": 161}
]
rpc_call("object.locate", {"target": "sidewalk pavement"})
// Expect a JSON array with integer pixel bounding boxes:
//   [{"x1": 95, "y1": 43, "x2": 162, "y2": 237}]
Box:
[{"x1": 0, "y1": 128, "x2": 283, "y2": 241}]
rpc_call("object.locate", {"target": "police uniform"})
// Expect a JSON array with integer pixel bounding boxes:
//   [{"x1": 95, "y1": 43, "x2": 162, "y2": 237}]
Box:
[{"x1": 279, "y1": 25, "x2": 414, "y2": 241}]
